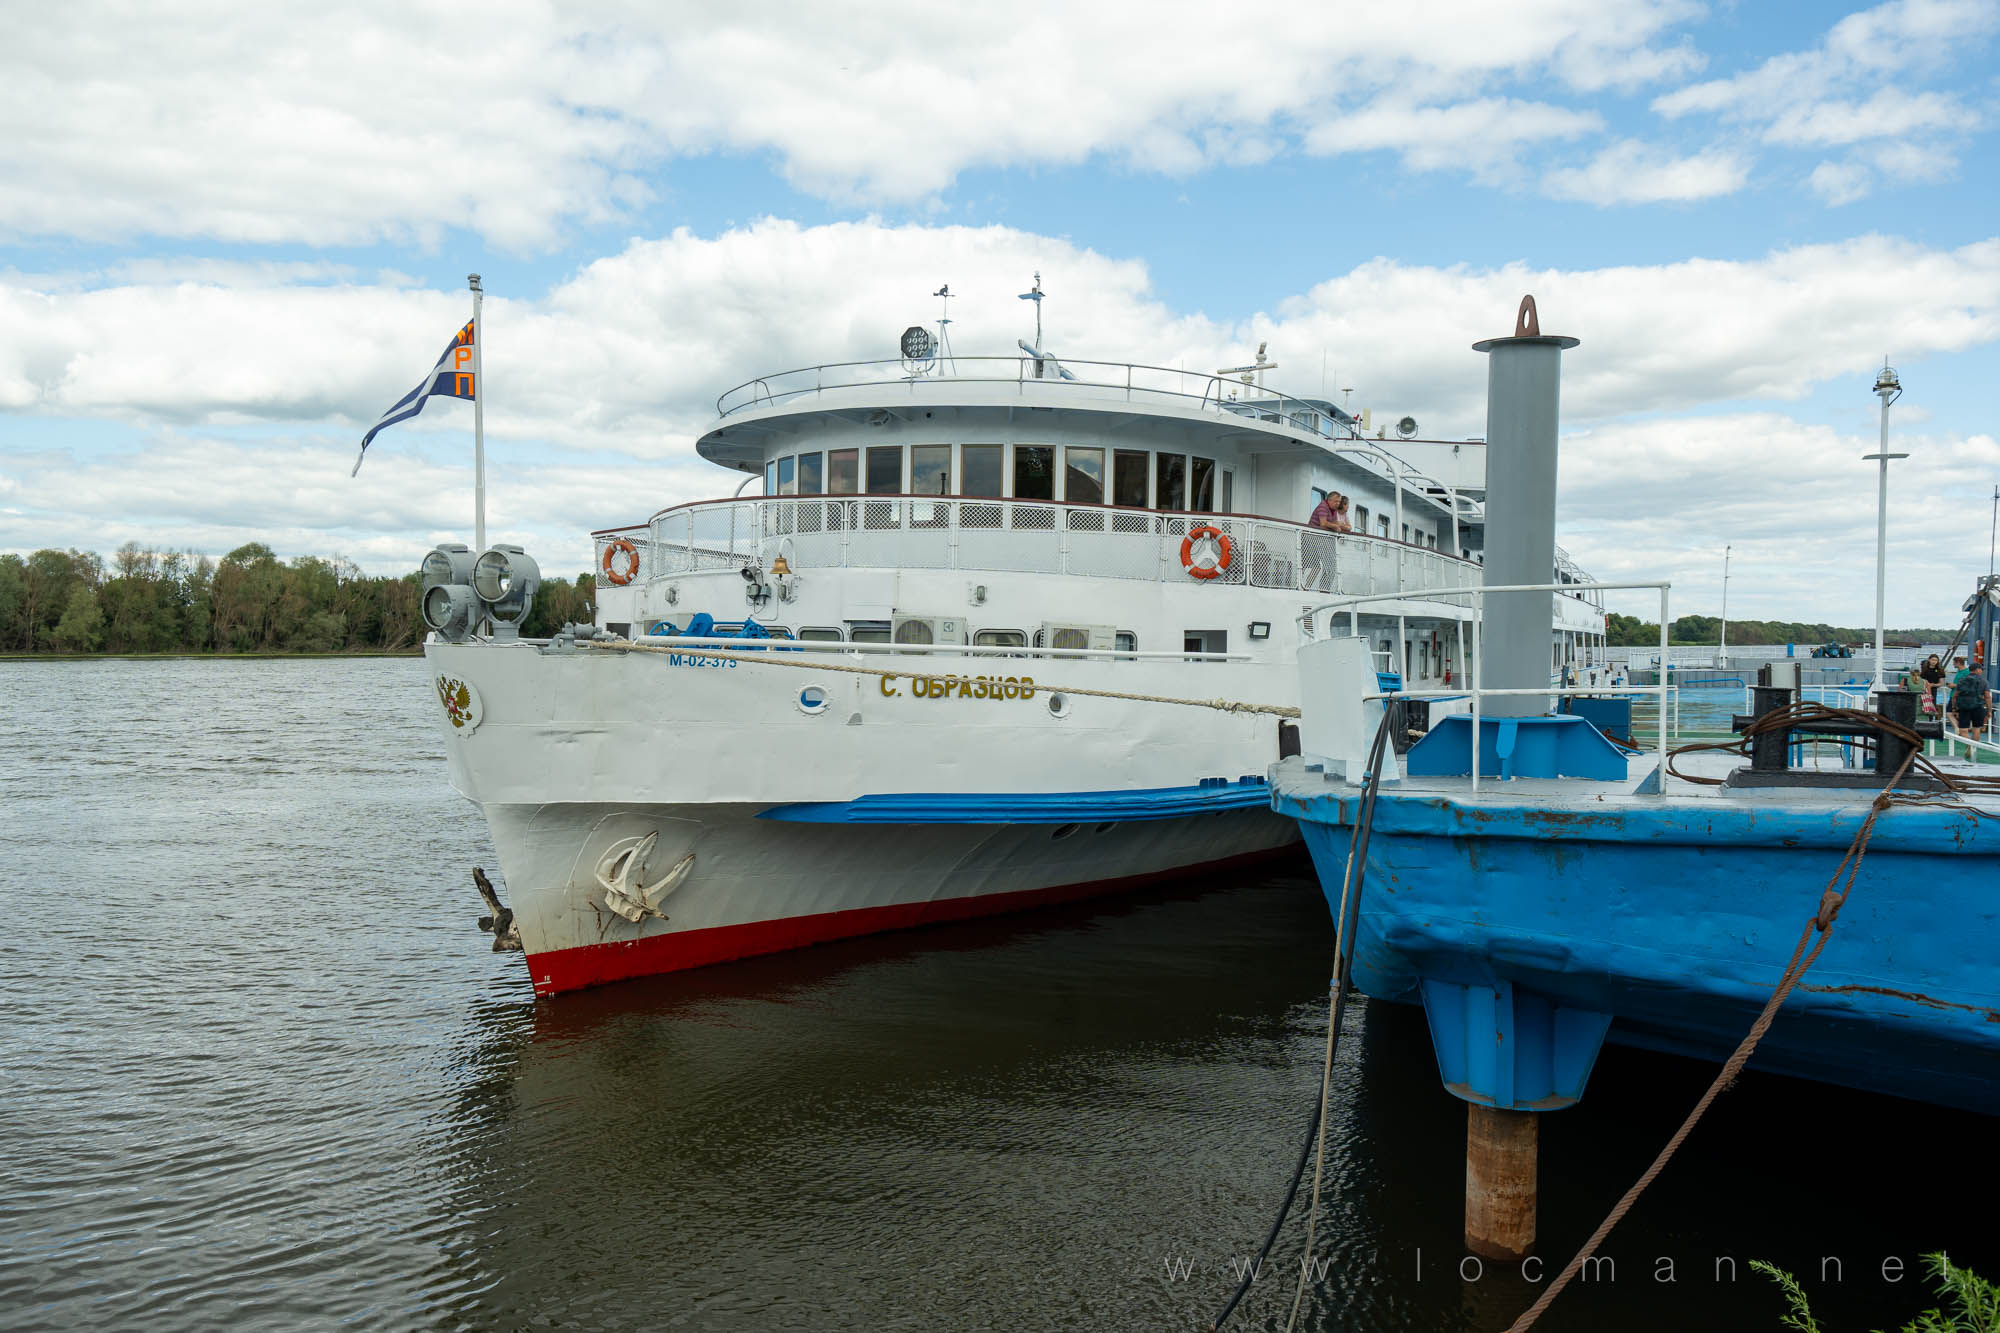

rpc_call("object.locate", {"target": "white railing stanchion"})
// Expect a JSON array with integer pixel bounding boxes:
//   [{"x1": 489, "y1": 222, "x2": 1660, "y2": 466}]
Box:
[
  {"x1": 1659, "y1": 583, "x2": 1671, "y2": 780},
  {"x1": 1470, "y1": 605, "x2": 1482, "y2": 795}
]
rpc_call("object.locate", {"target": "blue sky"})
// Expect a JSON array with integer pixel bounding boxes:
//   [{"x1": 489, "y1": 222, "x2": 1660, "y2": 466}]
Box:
[{"x1": 3, "y1": 0, "x2": 1997, "y2": 627}]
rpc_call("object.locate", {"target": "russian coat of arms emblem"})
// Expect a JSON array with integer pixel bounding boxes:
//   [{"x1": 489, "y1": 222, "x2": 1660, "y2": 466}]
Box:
[{"x1": 435, "y1": 674, "x2": 484, "y2": 734}]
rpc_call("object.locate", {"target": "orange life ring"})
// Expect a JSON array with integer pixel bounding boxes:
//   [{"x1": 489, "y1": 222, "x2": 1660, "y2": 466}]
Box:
[
  {"x1": 1180, "y1": 525, "x2": 1233, "y2": 580},
  {"x1": 601, "y1": 538, "x2": 640, "y2": 586},
  {"x1": 1977, "y1": 639, "x2": 1988, "y2": 669}
]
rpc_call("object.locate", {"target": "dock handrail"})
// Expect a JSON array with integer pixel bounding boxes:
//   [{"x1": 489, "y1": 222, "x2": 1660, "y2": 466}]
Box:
[{"x1": 1305, "y1": 580, "x2": 1672, "y2": 794}]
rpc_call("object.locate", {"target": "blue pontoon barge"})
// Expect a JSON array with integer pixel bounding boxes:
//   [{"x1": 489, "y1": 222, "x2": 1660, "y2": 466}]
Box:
[{"x1": 1269, "y1": 299, "x2": 2000, "y2": 1263}]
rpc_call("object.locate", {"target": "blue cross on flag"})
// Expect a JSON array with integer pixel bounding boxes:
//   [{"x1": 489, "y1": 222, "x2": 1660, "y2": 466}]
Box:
[{"x1": 352, "y1": 319, "x2": 476, "y2": 475}]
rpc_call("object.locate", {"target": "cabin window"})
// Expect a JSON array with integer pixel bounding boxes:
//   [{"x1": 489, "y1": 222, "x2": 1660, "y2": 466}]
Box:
[
  {"x1": 828, "y1": 448, "x2": 859, "y2": 494},
  {"x1": 1114, "y1": 631, "x2": 1138, "y2": 658},
  {"x1": 1156, "y1": 453, "x2": 1187, "y2": 511},
  {"x1": 799, "y1": 627, "x2": 843, "y2": 642},
  {"x1": 865, "y1": 446, "x2": 902, "y2": 494},
  {"x1": 973, "y1": 629, "x2": 1027, "y2": 647},
  {"x1": 763, "y1": 460, "x2": 777, "y2": 494},
  {"x1": 1354, "y1": 504, "x2": 1369, "y2": 530},
  {"x1": 1401, "y1": 522, "x2": 1410, "y2": 543},
  {"x1": 777, "y1": 455, "x2": 797, "y2": 495},
  {"x1": 1377, "y1": 515, "x2": 1391, "y2": 538},
  {"x1": 1220, "y1": 470, "x2": 1233, "y2": 513},
  {"x1": 961, "y1": 444, "x2": 1004, "y2": 497},
  {"x1": 848, "y1": 622, "x2": 891, "y2": 643},
  {"x1": 1190, "y1": 457, "x2": 1216, "y2": 512},
  {"x1": 797, "y1": 451, "x2": 824, "y2": 495},
  {"x1": 1064, "y1": 447, "x2": 1105, "y2": 504},
  {"x1": 1184, "y1": 629, "x2": 1227, "y2": 659},
  {"x1": 1113, "y1": 450, "x2": 1149, "y2": 507},
  {"x1": 911, "y1": 444, "x2": 951, "y2": 496},
  {"x1": 1014, "y1": 445, "x2": 1055, "y2": 500}
]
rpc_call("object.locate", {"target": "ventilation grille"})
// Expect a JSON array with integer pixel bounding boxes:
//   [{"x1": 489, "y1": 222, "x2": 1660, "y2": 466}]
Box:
[{"x1": 894, "y1": 619, "x2": 935, "y2": 645}]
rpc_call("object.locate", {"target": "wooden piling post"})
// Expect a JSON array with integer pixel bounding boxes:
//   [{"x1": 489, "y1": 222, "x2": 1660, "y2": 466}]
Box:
[{"x1": 1465, "y1": 1103, "x2": 1537, "y2": 1260}]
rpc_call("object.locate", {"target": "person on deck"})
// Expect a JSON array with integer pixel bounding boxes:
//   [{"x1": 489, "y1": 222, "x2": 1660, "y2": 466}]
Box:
[
  {"x1": 1949, "y1": 655, "x2": 1990, "y2": 738},
  {"x1": 1920, "y1": 653, "x2": 1947, "y2": 715},
  {"x1": 1309, "y1": 491, "x2": 1353, "y2": 533}
]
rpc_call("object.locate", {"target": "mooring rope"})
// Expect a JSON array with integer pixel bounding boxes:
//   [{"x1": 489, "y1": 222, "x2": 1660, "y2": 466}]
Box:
[
  {"x1": 576, "y1": 637, "x2": 1301, "y2": 717},
  {"x1": 1208, "y1": 710, "x2": 1392, "y2": 1333},
  {"x1": 1665, "y1": 701, "x2": 2000, "y2": 796},
  {"x1": 1504, "y1": 743, "x2": 1920, "y2": 1333}
]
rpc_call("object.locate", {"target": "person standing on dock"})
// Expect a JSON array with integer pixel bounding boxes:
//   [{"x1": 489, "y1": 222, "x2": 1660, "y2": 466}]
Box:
[
  {"x1": 1921, "y1": 653, "x2": 1947, "y2": 716},
  {"x1": 1949, "y1": 655, "x2": 1990, "y2": 738}
]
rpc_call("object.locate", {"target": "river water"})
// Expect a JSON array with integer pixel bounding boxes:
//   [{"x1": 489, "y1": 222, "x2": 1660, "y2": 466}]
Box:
[{"x1": 1, "y1": 658, "x2": 1991, "y2": 1332}]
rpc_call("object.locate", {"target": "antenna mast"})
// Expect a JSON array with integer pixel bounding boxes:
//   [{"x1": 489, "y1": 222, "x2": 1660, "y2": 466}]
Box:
[
  {"x1": 933, "y1": 284, "x2": 955, "y2": 373},
  {"x1": 1990, "y1": 484, "x2": 1998, "y2": 579},
  {"x1": 1018, "y1": 272, "x2": 1044, "y2": 350}
]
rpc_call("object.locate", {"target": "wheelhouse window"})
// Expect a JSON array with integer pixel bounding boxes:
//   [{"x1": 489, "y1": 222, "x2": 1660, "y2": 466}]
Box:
[
  {"x1": 1190, "y1": 457, "x2": 1216, "y2": 512},
  {"x1": 1156, "y1": 453, "x2": 1187, "y2": 511},
  {"x1": 865, "y1": 446, "x2": 902, "y2": 494},
  {"x1": 777, "y1": 455, "x2": 797, "y2": 495},
  {"x1": 797, "y1": 451, "x2": 824, "y2": 495},
  {"x1": 1064, "y1": 447, "x2": 1105, "y2": 504},
  {"x1": 828, "y1": 448, "x2": 859, "y2": 494},
  {"x1": 1113, "y1": 450, "x2": 1149, "y2": 507},
  {"x1": 911, "y1": 445, "x2": 951, "y2": 495},
  {"x1": 1014, "y1": 445, "x2": 1055, "y2": 500},
  {"x1": 962, "y1": 444, "x2": 1004, "y2": 497}
]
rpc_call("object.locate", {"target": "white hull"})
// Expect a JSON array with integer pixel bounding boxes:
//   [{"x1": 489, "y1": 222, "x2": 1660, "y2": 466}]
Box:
[{"x1": 428, "y1": 640, "x2": 1303, "y2": 993}]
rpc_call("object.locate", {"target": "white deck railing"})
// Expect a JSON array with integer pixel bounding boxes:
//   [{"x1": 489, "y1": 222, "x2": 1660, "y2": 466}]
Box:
[
  {"x1": 604, "y1": 495, "x2": 1478, "y2": 601},
  {"x1": 1309, "y1": 580, "x2": 1673, "y2": 794}
]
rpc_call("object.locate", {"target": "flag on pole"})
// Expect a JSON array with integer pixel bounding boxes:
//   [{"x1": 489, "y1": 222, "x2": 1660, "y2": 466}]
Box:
[{"x1": 352, "y1": 319, "x2": 477, "y2": 476}]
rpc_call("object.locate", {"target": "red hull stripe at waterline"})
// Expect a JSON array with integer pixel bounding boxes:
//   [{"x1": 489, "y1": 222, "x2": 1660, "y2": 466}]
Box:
[{"x1": 528, "y1": 847, "x2": 1294, "y2": 996}]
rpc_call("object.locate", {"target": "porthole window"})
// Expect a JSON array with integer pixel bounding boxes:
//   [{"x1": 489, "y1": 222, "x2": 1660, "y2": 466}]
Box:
[
  {"x1": 796, "y1": 685, "x2": 830, "y2": 715},
  {"x1": 1047, "y1": 692, "x2": 1070, "y2": 718},
  {"x1": 1051, "y1": 822, "x2": 1080, "y2": 840},
  {"x1": 1093, "y1": 822, "x2": 1116, "y2": 834}
]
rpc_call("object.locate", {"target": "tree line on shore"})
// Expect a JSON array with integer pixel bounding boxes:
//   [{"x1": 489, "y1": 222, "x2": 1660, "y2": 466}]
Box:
[
  {"x1": 0, "y1": 544, "x2": 594, "y2": 654},
  {"x1": 1605, "y1": 612, "x2": 1957, "y2": 648}
]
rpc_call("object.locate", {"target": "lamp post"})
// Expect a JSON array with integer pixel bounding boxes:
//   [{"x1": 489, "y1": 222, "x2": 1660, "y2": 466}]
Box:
[
  {"x1": 1718, "y1": 544, "x2": 1730, "y2": 667},
  {"x1": 1866, "y1": 361, "x2": 1905, "y2": 693}
]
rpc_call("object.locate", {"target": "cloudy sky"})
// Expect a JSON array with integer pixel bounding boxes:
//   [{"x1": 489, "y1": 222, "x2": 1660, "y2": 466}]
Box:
[{"x1": 3, "y1": 0, "x2": 1996, "y2": 627}]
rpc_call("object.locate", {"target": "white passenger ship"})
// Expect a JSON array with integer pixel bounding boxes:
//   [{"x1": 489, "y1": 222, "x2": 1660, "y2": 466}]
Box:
[{"x1": 422, "y1": 334, "x2": 1608, "y2": 995}]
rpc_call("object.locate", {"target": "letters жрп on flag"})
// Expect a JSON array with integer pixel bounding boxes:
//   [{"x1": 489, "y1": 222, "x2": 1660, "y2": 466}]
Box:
[{"x1": 352, "y1": 320, "x2": 476, "y2": 476}]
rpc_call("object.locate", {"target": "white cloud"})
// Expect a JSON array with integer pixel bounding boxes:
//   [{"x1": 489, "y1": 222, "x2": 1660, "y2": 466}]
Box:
[
  {"x1": 1810, "y1": 160, "x2": 1874, "y2": 205},
  {"x1": 6, "y1": 223, "x2": 2000, "y2": 450},
  {"x1": 0, "y1": 1, "x2": 1707, "y2": 245},
  {"x1": 1541, "y1": 140, "x2": 1750, "y2": 204},
  {"x1": 1652, "y1": 0, "x2": 1994, "y2": 177},
  {"x1": 5, "y1": 220, "x2": 2000, "y2": 627},
  {"x1": 1765, "y1": 87, "x2": 1976, "y2": 147},
  {"x1": 1305, "y1": 98, "x2": 1603, "y2": 182},
  {"x1": 1561, "y1": 415, "x2": 2000, "y2": 625}
]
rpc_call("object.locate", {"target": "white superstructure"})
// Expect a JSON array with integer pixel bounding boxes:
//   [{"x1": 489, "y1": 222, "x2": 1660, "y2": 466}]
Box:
[{"x1": 424, "y1": 345, "x2": 1607, "y2": 995}]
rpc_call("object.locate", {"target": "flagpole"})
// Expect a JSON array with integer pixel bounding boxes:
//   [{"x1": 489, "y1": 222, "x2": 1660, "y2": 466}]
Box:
[{"x1": 469, "y1": 273, "x2": 486, "y2": 554}]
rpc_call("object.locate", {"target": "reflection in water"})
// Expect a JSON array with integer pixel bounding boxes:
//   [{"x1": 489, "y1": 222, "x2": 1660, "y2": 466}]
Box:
[{"x1": 3, "y1": 660, "x2": 1992, "y2": 1333}]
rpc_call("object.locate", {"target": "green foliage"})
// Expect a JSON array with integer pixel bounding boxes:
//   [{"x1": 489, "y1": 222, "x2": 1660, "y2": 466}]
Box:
[
  {"x1": 0, "y1": 545, "x2": 476, "y2": 655},
  {"x1": 1754, "y1": 1253, "x2": 1999, "y2": 1333},
  {"x1": 0, "y1": 544, "x2": 603, "y2": 655},
  {"x1": 1604, "y1": 612, "x2": 1958, "y2": 649},
  {"x1": 49, "y1": 583, "x2": 106, "y2": 653}
]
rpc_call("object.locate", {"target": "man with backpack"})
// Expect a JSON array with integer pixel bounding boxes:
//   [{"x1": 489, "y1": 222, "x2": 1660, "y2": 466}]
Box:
[{"x1": 1948, "y1": 655, "x2": 1990, "y2": 738}]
